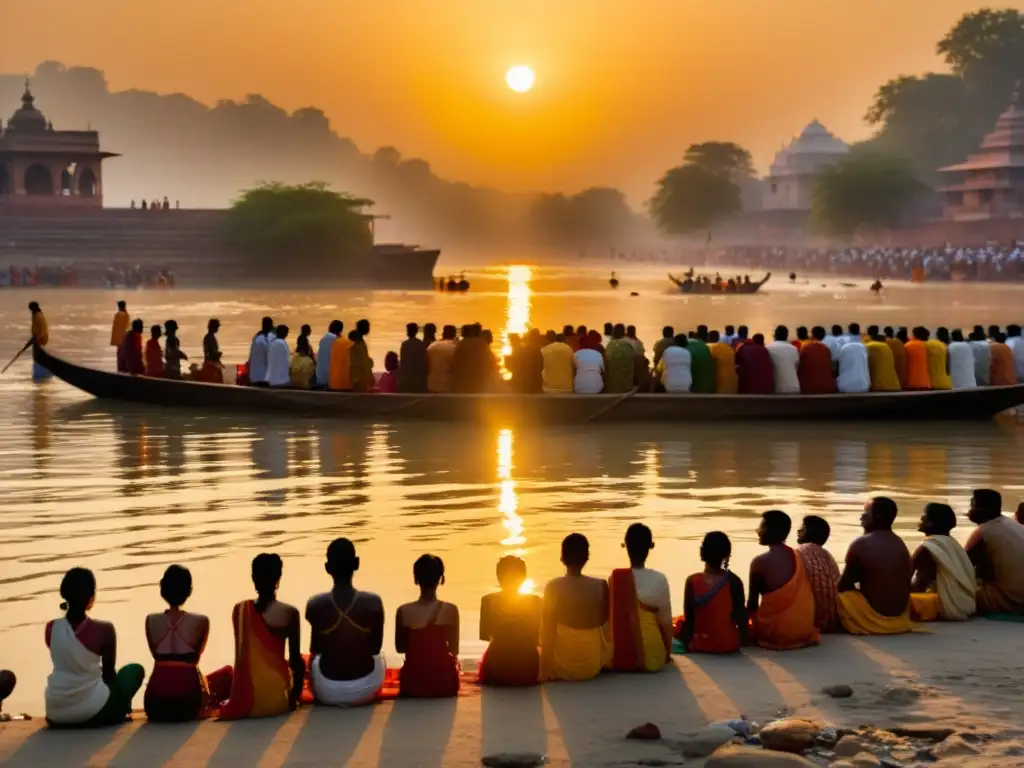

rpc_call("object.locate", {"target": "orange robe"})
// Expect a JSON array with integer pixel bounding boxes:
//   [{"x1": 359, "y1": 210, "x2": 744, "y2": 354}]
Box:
[
  {"x1": 885, "y1": 338, "x2": 908, "y2": 389},
  {"x1": 797, "y1": 340, "x2": 836, "y2": 394},
  {"x1": 925, "y1": 340, "x2": 952, "y2": 390},
  {"x1": 683, "y1": 573, "x2": 742, "y2": 654},
  {"x1": 328, "y1": 337, "x2": 354, "y2": 390},
  {"x1": 111, "y1": 311, "x2": 130, "y2": 347},
  {"x1": 219, "y1": 601, "x2": 292, "y2": 720},
  {"x1": 903, "y1": 340, "x2": 931, "y2": 389},
  {"x1": 752, "y1": 548, "x2": 820, "y2": 650},
  {"x1": 991, "y1": 343, "x2": 1017, "y2": 385},
  {"x1": 709, "y1": 343, "x2": 738, "y2": 394}
]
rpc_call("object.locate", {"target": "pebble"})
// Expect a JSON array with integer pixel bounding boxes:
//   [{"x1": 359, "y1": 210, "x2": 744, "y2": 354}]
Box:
[
  {"x1": 704, "y1": 745, "x2": 820, "y2": 766},
  {"x1": 833, "y1": 735, "x2": 877, "y2": 758},
  {"x1": 929, "y1": 734, "x2": 981, "y2": 758},
  {"x1": 821, "y1": 684, "x2": 854, "y2": 699},
  {"x1": 849, "y1": 753, "x2": 881, "y2": 766},
  {"x1": 758, "y1": 718, "x2": 820, "y2": 753},
  {"x1": 625, "y1": 722, "x2": 662, "y2": 741},
  {"x1": 879, "y1": 684, "x2": 922, "y2": 705},
  {"x1": 481, "y1": 753, "x2": 548, "y2": 768}
]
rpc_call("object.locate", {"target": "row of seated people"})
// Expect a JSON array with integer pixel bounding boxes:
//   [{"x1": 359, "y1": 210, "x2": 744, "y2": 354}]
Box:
[{"x1": 29, "y1": 490, "x2": 1024, "y2": 726}]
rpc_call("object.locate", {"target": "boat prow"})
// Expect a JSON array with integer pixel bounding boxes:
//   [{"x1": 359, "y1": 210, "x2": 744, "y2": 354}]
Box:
[{"x1": 33, "y1": 345, "x2": 1024, "y2": 423}]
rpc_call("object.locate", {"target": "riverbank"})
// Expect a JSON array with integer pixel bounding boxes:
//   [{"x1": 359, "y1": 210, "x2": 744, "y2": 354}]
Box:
[{"x1": 2, "y1": 621, "x2": 1024, "y2": 766}]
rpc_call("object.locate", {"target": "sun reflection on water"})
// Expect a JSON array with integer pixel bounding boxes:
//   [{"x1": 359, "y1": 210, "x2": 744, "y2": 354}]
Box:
[{"x1": 499, "y1": 265, "x2": 533, "y2": 380}]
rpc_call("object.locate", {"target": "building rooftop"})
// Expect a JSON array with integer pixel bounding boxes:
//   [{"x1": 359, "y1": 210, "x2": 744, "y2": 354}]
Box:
[
  {"x1": 5, "y1": 80, "x2": 48, "y2": 133},
  {"x1": 939, "y1": 89, "x2": 1024, "y2": 174},
  {"x1": 768, "y1": 120, "x2": 850, "y2": 176}
]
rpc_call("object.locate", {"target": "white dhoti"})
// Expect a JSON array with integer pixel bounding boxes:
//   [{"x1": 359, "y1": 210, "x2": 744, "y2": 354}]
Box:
[{"x1": 311, "y1": 654, "x2": 386, "y2": 707}]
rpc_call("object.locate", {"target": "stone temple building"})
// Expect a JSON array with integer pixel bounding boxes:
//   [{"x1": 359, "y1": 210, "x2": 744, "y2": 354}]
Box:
[
  {"x1": 761, "y1": 120, "x2": 850, "y2": 212},
  {"x1": 0, "y1": 81, "x2": 117, "y2": 210},
  {"x1": 938, "y1": 90, "x2": 1024, "y2": 221}
]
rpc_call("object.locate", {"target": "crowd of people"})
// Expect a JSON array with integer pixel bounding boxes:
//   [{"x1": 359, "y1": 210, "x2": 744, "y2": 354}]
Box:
[
  {"x1": 724, "y1": 245, "x2": 1024, "y2": 282},
  {"x1": 102, "y1": 301, "x2": 1024, "y2": 396},
  {"x1": 0, "y1": 265, "x2": 175, "y2": 289},
  {"x1": 3, "y1": 490, "x2": 1022, "y2": 725},
  {"x1": 0, "y1": 265, "x2": 80, "y2": 288},
  {"x1": 129, "y1": 197, "x2": 180, "y2": 211}
]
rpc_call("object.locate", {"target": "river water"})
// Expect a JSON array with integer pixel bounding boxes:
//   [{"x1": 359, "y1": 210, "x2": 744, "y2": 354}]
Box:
[{"x1": 1, "y1": 265, "x2": 1023, "y2": 712}]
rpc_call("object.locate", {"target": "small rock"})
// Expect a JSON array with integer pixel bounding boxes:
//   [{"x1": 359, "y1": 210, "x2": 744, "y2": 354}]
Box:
[
  {"x1": 758, "y1": 718, "x2": 820, "y2": 753},
  {"x1": 678, "y1": 723, "x2": 737, "y2": 757},
  {"x1": 822, "y1": 684, "x2": 854, "y2": 699},
  {"x1": 879, "y1": 684, "x2": 922, "y2": 705},
  {"x1": 481, "y1": 753, "x2": 548, "y2": 768},
  {"x1": 931, "y1": 734, "x2": 980, "y2": 758},
  {"x1": 704, "y1": 744, "x2": 820, "y2": 766},
  {"x1": 834, "y1": 735, "x2": 878, "y2": 758},
  {"x1": 850, "y1": 753, "x2": 881, "y2": 766},
  {"x1": 626, "y1": 722, "x2": 661, "y2": 741},
  {"x1": 816, "y1": 727, "x2": 839, "y2": 748}
]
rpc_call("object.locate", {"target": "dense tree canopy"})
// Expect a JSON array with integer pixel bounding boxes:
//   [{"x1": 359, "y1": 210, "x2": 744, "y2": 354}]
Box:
[
  {"x1": 528, "y1": 187, "x2": 637, "y2": 247},
  {"x1": 225, "y1": 182, "x2": 373, "y2": 273},
  {"x1": 811, "y1": 153, "x2": 925, "y2": 237},
  {"x1": 864, "y1": 9, "x2": 1024, "y2": 181},
  {"x1": 649, "y1": 142, "x2": 751, "y2": 236}
]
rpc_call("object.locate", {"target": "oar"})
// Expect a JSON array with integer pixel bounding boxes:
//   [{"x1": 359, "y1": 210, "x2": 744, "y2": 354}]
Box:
[{"x1": 1, "y1": 339, "x2": 33, "y2": 375}]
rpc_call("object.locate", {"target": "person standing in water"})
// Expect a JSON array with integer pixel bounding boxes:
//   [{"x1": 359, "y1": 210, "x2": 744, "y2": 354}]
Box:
[
  {"x1": 45, "y1": 568, "x2": 145, "y2": 727},
  {"x1": 110, "y1": 301, "x2": 130, "y2": 359}
]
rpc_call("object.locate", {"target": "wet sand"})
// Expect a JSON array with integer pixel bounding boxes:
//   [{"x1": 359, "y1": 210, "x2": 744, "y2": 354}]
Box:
[{"x1": 3, "y1": 621, "x2": 1024, "y2": 766}]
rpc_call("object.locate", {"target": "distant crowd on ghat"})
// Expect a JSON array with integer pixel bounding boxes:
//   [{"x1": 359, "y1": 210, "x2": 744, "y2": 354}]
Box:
[
  {"x1": 725, "y1": 244, "x2": 1024, "y2": 281},
  {"x1": 3, "y1": 491, "x2": 1024, "y2": 726},
  {"x1": 94, "y1": 300, "x2": 1024, "y2": 394}
]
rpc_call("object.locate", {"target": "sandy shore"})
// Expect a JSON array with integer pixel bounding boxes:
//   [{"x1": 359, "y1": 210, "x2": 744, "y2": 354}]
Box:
[{"x1": 2, "y1": 621, "x2": 1024, "y2": 767}]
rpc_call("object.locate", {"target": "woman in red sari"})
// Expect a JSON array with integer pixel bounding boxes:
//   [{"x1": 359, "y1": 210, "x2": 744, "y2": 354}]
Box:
[
  {"x1": 396, "y1": 555, "x2": 460, "y2": 698},
  {"x1": 220, "y1": 554, "x2": 305, "y2": 719},
  {"x1": 478, "y1": 556, "x2": 541, "y2": 686},
  {"x1": 144, "y1": 565, "x2": 232, "y2": 721},
  {"x1": 678, "y1": 532, "x2": 747, "y2": 654}
]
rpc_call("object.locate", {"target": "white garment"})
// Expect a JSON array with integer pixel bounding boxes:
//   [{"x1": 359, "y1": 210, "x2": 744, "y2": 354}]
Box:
[
  {"x1": 947, "y1": 341, "x2": 976, "y2": 389},
  {"x1": 632, "y1": 568, "x2": 673, "y2": 631},
  {"x1": 573, "y1": 348, "x2": 604, "y2": 394},
  {"x1": 837, "y1": 342, "x2": 870, "y2": 393},
  {"x1": 1008, "y1": 336, "x2": 1024, "y2": 381},
  {"x1": 767, "y1": 341, "x2": 800, "y2": 393},
  {"x1": 315, "y1": 332, "x2": 337, "y2": 386},
  {"x1": 971, "y1": 341, "x2": 991, "y2": 386},
  {"x1": 45, "y1": 618, "x2": 110, "y2": 724},
  {"x1": 311, "y1": 653, "x2": 386, "y2": 707},
  {"x1": 267, "y1": 337, "x2": 292, "y2": 387},
  {"x1": 823, "y1": 335, "x2": 843, "y2": 361},
  {"x1": 841, "y1": 333, "x2": 861, "y2": 347},
  {"x1": 659, "y1": 345, "x2": 692, "y2": 393},
  {"x1": 249, "y1": 333, "x2": 271, "y2": 384},
  {"x1": 921, "y1": 536, "x2": 976, "y2": 621}
]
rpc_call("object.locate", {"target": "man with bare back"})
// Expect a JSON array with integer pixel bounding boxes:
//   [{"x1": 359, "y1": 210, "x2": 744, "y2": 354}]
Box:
[
  {"x1": 306, "y1": 538, "x2": 386, "y2": 706},
  {"x1": 837, "y1": 497, "x2": 912, "y2": 634}
]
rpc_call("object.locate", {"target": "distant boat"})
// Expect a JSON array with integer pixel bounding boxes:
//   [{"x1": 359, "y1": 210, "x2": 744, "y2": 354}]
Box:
[
  {"x1": 369, "y1": 243, "x2": 440, "y2": 286},
  {"x1": 609, "y1": 272, "x2": 619, "y2": 289},
  {"x1": 668, "y1": 272, "x2": 771, "y2": 295}
]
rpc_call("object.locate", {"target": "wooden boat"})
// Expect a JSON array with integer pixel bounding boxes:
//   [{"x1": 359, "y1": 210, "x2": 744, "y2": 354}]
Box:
[
  {"x1": 669, "y1": 272, "x2": 770, "y2": 294},
  {"x1": 34, "y1": 345, "x2": 1024, "y2": 423}
]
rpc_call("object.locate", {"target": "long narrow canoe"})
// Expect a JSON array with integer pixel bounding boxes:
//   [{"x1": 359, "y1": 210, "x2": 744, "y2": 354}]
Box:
[{"x1": 35, "y1": 345, "x2": 1024, "y2": 422}]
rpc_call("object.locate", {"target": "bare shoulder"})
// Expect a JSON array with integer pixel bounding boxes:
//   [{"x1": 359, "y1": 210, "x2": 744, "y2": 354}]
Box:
[
  {"x1": 356, "y1": 590, "x2": 384, "y2": 610},
  {"x1": 305, "y1": 592, "x2": 332, "y2": 612},
  {"x1": 442, "y1": 601, "x2": 461, "y2": 621}
]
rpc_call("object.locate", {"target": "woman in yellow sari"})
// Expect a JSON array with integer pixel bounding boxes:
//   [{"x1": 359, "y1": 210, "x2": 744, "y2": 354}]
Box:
[
  {"x1": 608, "y1": 524, "x2": 672, "y2": 672},
  {"x1": 220, "y1": 554, "x2": 305, "y2": 719}
]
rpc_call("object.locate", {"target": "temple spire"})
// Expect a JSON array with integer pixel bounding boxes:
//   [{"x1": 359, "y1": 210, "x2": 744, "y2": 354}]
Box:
[{"x1": 22, "y1": 78, "x2": 34, "y2": 108}]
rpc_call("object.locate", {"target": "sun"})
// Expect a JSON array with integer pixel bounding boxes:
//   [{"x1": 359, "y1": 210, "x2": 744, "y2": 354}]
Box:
[{"x1": 506, "y1": 65, "x2": 535, "y2": 93}]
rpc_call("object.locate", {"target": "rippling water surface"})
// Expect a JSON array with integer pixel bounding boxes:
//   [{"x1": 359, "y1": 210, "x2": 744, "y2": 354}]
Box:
[{"x1": 1, "y1": 265, "x2": 1023, "y2": 711}]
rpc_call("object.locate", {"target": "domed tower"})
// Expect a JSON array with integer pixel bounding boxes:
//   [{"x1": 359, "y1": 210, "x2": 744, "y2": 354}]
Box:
[
  {"x1": 762, "y1": 119, "x2": 849, "y2": 212},
  {"x1": 0, "y1": 80, "x2": 118, "y2": 209},
  {"x1": 938, "y1": 87, "x2": 1024, "y2": 221}
]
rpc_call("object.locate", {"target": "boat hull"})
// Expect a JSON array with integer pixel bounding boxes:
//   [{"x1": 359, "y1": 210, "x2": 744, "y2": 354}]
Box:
[{"x1": 34, "y1": 346, "x2": 1024, "y2": 423}]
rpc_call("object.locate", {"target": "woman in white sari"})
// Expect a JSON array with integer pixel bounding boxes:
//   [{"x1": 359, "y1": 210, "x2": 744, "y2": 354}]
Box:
[{"x1": 45, "y1": 568, "x2": 145, "y2": 727}]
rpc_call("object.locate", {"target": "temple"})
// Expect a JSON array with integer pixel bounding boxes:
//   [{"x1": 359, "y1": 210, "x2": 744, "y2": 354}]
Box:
[
  {"x1": 0, "y1": 80, "x2": 117, "y2": 210},
  {"x1": 761, "y1": 120, "x2": 850, "y2": 213},
  {"x1": 938, "y1": 89, "x2": 1024, "y2": 221}
]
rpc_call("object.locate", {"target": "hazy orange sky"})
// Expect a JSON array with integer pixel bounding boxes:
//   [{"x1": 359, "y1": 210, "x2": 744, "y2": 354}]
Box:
[{"x1": 5, "y1": 0, "x2": 1020, "y2": 201}]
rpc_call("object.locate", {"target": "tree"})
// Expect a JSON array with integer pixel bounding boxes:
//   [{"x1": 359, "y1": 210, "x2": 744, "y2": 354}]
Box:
[
  {"x1": 810, "y1": 153, "x2": 925, "y2": 237},
  {"x1": 938, "y1": 8, "x2": 1024, "y2": 101},
  {"x1": 225, "y1": 182, "x2": 373, "y2": 275},
  {"x1": 683, "y1": 141, "x2": 755, "y2": 179},
  {"x1": 649, "y1": 163, "x2": 742, "y2": 236},
  {"x1": 528, "y1": 187, "x2": 636, "y2": 246}
]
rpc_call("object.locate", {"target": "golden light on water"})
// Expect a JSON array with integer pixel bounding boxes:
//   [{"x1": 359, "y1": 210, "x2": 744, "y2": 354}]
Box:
[
  {"x1": 497, "y1": 428, "x2": 524, "y2": 547},
  {"x1": 499, "y1": 265, "x2": 533, "y2": 380}
]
